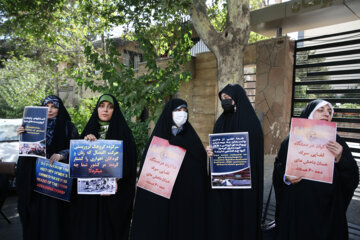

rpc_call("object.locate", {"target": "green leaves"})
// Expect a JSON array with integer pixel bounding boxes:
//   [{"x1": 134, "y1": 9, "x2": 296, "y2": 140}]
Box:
[
  {"x1": 1, "y1": 0, "x2": 195, "y2": 161},
  {"x1": 0, "y1": 56, "x2": 54, "y2": 118},
  {"x1": 67, "y1": 97, "x2": 98, "y2": 132},
  {"x1": 78, "y1": 27, "x2": 193, "y2": 157}
]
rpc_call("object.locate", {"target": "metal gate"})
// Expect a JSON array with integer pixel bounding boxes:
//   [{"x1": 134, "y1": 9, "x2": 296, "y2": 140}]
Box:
[{"x1": 292, "y1": 29, "x2": 360, "y2": 239}]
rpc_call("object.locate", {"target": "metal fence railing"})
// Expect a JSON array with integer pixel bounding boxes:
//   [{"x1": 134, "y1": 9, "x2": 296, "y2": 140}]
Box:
[{"x1": 292, "y1": 29, "x2": 360, "y2": 165}]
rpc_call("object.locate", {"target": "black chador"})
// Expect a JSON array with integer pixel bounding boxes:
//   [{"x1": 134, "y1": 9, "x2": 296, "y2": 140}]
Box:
[
  {"x1": 209, "y1": 84, "x2": 264, "y2": 240},
  {"x1": 16, "y1": 95, "x2": 79, "y2": 240},
  {"x1": 71, "y1": 94, "x2": 137, "y2": 240},
  {"x1": 130, "y1": 99, "x2": 209, "y2": 240},
  {"x1": 273, "y1": 100, "x2": 359, "y2": 240}
]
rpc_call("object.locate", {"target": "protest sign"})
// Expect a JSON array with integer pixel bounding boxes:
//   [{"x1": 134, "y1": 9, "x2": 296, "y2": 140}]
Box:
[
  {"x1": 19, "y1": 106, "x2": 48, "y2": 158},
  {"x1": 69, "y1": 140, "x2": 123, "y2": 178},
  {"x1": 137, "y1": 136, "x2": 186, "y2": 199},
  {"x1": 209, "y1": 132, "x2": 251, "y2": 189},
  {"x1": 34, "y1": 158, "x2": 72, "y2": 201},
  {"x1": 285, "y1": 118, "x2": 337, "y2": 184}
]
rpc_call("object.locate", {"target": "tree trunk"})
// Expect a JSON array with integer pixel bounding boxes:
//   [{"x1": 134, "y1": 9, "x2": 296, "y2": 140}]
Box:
[
  {"x1": 215, "y1": 47, "x2": 245, "y2": 116},
  {"x1": 54, "y1": 76, "x2": 59, "y2": 96},
  {"x1": 189, "y1": 0, "x2": 250, "y2": 116}
]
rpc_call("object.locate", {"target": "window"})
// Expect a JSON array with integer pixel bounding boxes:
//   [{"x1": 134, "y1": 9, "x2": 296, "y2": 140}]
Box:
[
  {"x1": 243, "y1": 64, "x2": 257, "y2": 108},
  {"x1": 123, "y1": 50, "x2": 143, "y2": 71}
]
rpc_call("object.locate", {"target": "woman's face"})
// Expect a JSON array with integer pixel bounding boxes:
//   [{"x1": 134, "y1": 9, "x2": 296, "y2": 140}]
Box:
[
  {"x1": 172, "y1": 107, "x2": 187, "y2": 120},
  {"x1": 312, "y1": 104, "x2": 332, "y2": 122},
  {"x1": 97, "y1": 101, "x2": 114, "y2": 122},
  {"x1": 47, "y1": 102, "x2": 59, "y2": 119},
  {"x1": 221, "y1": 92, "x2": 235, "y2": 105},
  {"x1": 172, "y1": 107, "x2": 188, "y2": 127}
]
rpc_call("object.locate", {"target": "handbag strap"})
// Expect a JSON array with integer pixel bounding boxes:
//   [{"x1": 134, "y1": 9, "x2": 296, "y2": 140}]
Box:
[{"x1": 261, "y1": 183, "x2": 273, "y2": 224}]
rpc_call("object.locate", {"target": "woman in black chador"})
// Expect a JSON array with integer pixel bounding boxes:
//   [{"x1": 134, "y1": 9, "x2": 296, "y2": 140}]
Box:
[
  {"x1": 16, "y1": 95, "x2": 79, "y2": 240},
  {"x1": 71, "y1": 94, "x2": 137, "y2": 240},
  {"x1": 206, "y1": 84, "x2": 264, "y2": 240},
  {"x1": 130, "y1": 98, "x2": 209, "y2": 240},
  {"x1": 273, "y1": 100, "x2": 359, "y2": 240}
]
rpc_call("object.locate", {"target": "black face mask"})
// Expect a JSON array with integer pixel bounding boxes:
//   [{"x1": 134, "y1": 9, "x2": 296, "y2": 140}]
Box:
[{"x1": 221, "y1": 99, "x2": 235, "y2": 113}]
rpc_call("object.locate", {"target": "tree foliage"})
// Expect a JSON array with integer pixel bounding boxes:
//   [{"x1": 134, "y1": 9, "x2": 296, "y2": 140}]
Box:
[
  {"x1": 0, "y1": 0, "x2": 194, "y2": 157},
  {"x1": 0, "y1": 56, "x2": 54, "y2": 118},
  {"x1": 74, "y1": 0, "x2": 194, "y2": 156},
  {"x1": 67, "y1": 97, "x2": 98, "y2": 133},
  {"x1": 0, "y1": 0, "x2": 269, "y2": 156}
]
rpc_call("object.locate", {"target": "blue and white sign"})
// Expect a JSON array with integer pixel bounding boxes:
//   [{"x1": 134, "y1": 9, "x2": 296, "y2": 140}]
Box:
[
  {"x1": 69, "y1": 140, "x2": 123, "y2": 178},
  {"x1": 209, "y1": 132, "x2": 251, "y2": 189}
]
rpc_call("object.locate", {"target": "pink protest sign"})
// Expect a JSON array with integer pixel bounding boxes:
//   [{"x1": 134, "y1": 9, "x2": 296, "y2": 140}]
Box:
[
  {"x1": 285, "y1": 118, "x2": 337, "y2": 184},
  {"x1": 137, "y1": 136, "x2": 186, "y2": 199}
]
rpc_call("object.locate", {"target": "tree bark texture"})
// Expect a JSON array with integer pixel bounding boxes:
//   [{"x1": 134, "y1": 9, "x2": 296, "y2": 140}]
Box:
[{"x1": 189, "y1": 0, "x2": 250, "y2": 116}]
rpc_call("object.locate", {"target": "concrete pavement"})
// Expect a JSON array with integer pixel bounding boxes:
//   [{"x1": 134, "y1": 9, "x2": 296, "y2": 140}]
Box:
[{"x1": 0, "y1": 191, "x2": 22, "y2": 240}]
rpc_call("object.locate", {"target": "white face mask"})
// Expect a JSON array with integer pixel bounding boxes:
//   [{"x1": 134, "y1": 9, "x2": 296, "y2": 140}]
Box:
[{"x1": 173, "y1": 111, "x2": 188, "y2": 127}]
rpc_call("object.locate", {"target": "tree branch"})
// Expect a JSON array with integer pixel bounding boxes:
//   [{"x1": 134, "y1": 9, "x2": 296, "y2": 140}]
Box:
[{"x1": 189, "y1": 0, "x2": 220, "y2": 54}]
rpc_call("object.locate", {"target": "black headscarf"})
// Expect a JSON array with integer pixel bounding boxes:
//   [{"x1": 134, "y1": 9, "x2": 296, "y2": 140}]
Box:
[
  {"x1": 299, "y1": 99, "x2": 334, "y2": 119},
  {"x1": 81, "y1": 94, "x2": 132, "y2": 141},
  {"x1": 209, "y1": 84, "x2": 264, "y2": 240},
  {"x1": 273, "y1": 100, "x2": 359, "y2": 240},
  {"x1": 41, "y1": 95, "x2": 72, "y2": 157},
  {"x1": 148, "y1": 99, "x2": 194, "y2": 150},
  {"x1": 73, "y1": 94, "x2": 137, "y2": 240},
  {"x1": 141, "y1": 98, "x2": 205, "y2": 167},
  {"x1": 130, "y1": 98, "x2": 209, "y2": 240},
  {"x1": 214, "y1": 84, "x2": 262, "y2": 134}
]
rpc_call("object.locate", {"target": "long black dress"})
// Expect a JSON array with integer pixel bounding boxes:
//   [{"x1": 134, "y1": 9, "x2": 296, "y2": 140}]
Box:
[
  {"x1": 71, "y1": 94, "x2": 137, "y2": 240},
  {"x1": 130, "y1": 98, "x2": 209, "y2": 240},
  {"x1": 208, "y1": 84, "x2": 264, "y2": 240},
  {"x1": 273, "y1": 100, "x2": 359, "y2": 240},
  {"x1": 16, "y1": 95, "x2": 79, "y2": 240}
]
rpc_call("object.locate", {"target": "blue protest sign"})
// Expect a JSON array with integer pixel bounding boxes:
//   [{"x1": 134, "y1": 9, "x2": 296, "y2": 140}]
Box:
[
  {"x1": 69, "y1": 140, "x2": 123, "y2": 178},
  {"x1": 19, "y1": 106, "x2": 48, "y2": 158},
  {"x1": 209, "y1": 132, "x2": 251, "y2": 189},
  {"x1": 34, "y1": 158, "x2": 73, "y2": 202}
]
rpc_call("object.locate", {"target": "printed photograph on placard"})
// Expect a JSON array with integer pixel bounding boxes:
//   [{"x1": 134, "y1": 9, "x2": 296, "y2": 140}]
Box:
[
  {"x1": 77, "y1": 178, "x2": 116, "y2": 195},
  {"x1": 209, "y1": 132, "x2": 251, "y2": 189},
  {"x1": 285, "y1": 118, "x2": 337, "y2": 184},
  {"x1": 19, "y1": 106, "x2": 48, "y2": 158}
]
